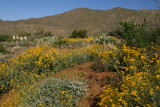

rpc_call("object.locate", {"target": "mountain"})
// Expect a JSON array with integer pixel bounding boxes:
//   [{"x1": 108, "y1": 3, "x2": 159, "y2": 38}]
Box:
[{"x1": 0, "y1": 7, "x2": 159, "y2": 36}]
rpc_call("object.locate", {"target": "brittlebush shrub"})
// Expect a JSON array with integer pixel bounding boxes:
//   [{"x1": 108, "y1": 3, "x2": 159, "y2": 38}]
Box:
[
  {"x1": 92, "y1": 44, "x2": 119, "y2": 72},
  {"x1": 18, "y1": 79, "x2": 87, "y2": 107},
  {"x1": 0, "y1": 43, "x2": 105, "y2": 94},
  {"x1": 98, "y1": 70, "x2": 160, "y2": 107},
  {"x1": 0, "y1": 44, "x2": 57, "y2": 93},
  {"x1": 98, "y1": 43, "x2": 160, "y2": 107},
  {"x1": 114, "y1": 44, "x2": 160, "y2": 76},
  {"x1": 1, "y1": 78, "x2": 87, "y2": 107},
  {"x1": 53, "y1": 37, "x2": 94, "y2": 48}
]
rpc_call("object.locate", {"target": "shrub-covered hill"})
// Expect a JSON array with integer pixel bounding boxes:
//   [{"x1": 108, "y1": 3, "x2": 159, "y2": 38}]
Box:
[{"x1": 0, "y1": 7, "x2": 160, "y2": 36}]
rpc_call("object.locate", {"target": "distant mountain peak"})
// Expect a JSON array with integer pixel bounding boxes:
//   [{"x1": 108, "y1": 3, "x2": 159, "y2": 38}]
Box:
[
  {"x1": 110, "y1": 7, "x2": 135, "y2": 11},
  {"x1": 70, "y1": 7, "x2": 91, "y2": 12},
  {"x1": 113, "y1": 7, "x2": 123, "y2": 9},
  {"x1": 74, "y1": 7, "x2": 91, "y2": 10}
]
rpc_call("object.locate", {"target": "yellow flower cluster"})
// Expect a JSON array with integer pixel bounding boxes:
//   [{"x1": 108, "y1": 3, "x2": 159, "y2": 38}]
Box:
[
  {"x1": 60, "y1": 91, "x2": 72, "y2": 106},
  {"x1": 10, "y1": 44, "x2": 57, "y2": 68},
  {"x1": 1, "y1": 38, "x2": 159, "y2": 107},
  {"x1": 98, "y1": 44, "x2": 160, "y2": 107},
  {"x1": 0, "y1": 44, "x2": 57, "y2": 93},
  {"x1": 98, "y1": 69, "x2": 160, "y2": 106},
  {"x1": 1, "y1": 89, "x2": 21, "y2": 107},
  {"x1": 109, "y1": 36, "x2": 118, "y2": 40},
  {"x1": 61, "y1": 37, "x2": 94, "y2": 43},
  {"x1": 0, "y1": 43, "x2": 104, "y2": 106},
  {"x1": 98, "y1": 45, "x2": 118, "y2": 64},
  {"x1": 118, "y1": 44, "x2": 160, "y2": 75}
]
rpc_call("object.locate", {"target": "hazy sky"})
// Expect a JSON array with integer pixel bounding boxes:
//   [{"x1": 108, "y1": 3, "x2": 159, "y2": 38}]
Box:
[{"x1": 0, "y1": 0, "x2": 159, "y2": 21}]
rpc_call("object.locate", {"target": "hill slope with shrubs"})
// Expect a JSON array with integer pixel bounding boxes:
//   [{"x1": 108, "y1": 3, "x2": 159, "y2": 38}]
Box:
[{"x1": 0, "y1": 7, "x2": 160, "y2": 36}]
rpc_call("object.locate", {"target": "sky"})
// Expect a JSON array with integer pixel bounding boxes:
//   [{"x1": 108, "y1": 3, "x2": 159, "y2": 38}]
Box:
[{"x1": 0, "y1": 0, "x2": 159, "y2": 21}]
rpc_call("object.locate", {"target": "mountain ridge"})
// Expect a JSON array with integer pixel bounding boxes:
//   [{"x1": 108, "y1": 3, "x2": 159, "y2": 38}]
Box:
[{"x1": 0, "y1": 7, "x2": 159, "y2": 36}]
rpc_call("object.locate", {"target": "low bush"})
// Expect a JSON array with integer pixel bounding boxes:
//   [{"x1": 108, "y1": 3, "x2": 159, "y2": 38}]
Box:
[
  {"x1": 53, "y1": 38, "x2": 94, "y2": 48},
  {"x1": 3, "y1": 42, "x2": 16, "y2": 47},
  {"x1": 18, "y1": 79, "x2": 87, "y2": 107},
  {"x1": 98, "y1": 70, "x2": 160, "y2": 107},
  {"x1": 53, "y1": 39, "x2": 67, "y2": 48},
  {"x1": 119, "y1": 19, "x2": 160, "y2": 47},
  {"x1": 96, "y1": 35, "x2": 120, "y2": 45},
  {"x1": 0, "y1": 34, "x2": 12, "y2": 42},
  {"x1": 92, "y1": 44, "x2": 120, "y2": 72},
  {"x1": 70, "y1": 30, "x2": 88, "y2": 38},
  {"x1": 108, "y1": 28, "x2": 124, "y2": 39},
  {"x1": 2, "y1": 78, "x2": 87, "y2": 107},
  {"x1": 0, "y1": 44, "x2": 6, "y2": 53},
  {"x1": 18, "y1": 40, "x2": 27, "y2": 46},
  {"x1": 33, "y1": 37, "x2": 55, "y2": 44},
  {"x1": 0, "y1": 44, "x2": 105, "y2": 94},
  {"x1": 98, "y1": 42, "x2": 160, "y2": 106}
]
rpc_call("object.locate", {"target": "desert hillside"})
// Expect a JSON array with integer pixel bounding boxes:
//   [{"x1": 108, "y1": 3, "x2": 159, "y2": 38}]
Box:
[{"x1": 0, "y1": 7, "x2": 159, "y2": 36}]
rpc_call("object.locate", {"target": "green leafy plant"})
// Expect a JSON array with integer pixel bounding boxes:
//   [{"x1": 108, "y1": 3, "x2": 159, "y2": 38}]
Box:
[
  {"x1": 33, "y1": 37, "x2": 55, "y2": 44},
  {"x1": 0, "y1": 44, "x2": 6, "y2": 54},
  {"x1": 70, "y1": 30, "x2": 88, "y2": 38},
  {"x1": 0, "y1": 34, "x2": 12, "y2": 42},
  {"x1": 18, "y1": 78, "x2": 87, "y2": 107},
  {"x1": 96, "y1": 35, "x2": 118, "y2": 45},
  {"x1": 119, "y1": 19, "x2": 160, "y2": 47}
]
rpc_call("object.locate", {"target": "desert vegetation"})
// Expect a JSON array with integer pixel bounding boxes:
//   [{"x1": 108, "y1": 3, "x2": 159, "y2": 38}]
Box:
[{"x1": 0, "y1": 7, "x2": 160, "y2": 107}]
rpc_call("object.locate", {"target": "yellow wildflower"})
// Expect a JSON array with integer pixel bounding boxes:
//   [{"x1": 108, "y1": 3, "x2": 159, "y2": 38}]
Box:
[{"x1": 131, "y1": 91, "x2": 137, "y2": 96}]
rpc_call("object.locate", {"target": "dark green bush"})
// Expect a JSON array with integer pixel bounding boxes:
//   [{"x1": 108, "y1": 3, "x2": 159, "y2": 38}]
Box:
[
  {"x1": 108, "y1": 28, "x2": 124, "y2": 39},
  {"x1": 70, "y1": 30, "x2": 88, "y2": 38},
  {"x1": 0, "y1": 44, "x2": 6, "y2": 53},
  {"x1": 119, "y1": 19, "x2": 160, "y2": 47},
  {"x1": 53, "y1": 39, "x2": 67, "y2": 48},
  {"x1": 0, "y1": 34, "x2": 12, "y2": 42}
]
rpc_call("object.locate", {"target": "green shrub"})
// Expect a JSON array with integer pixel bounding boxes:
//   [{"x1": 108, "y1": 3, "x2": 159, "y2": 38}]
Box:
[
  {"x1": 98, "y1": 70, "x2": 160, "y2": 107},
  {"x1": 5, "y1": 42, "x2": 16, "y2": 47},
  {"x1": 0, "y1": 44, "x2": 103, "y2": 94},
  {"x1": 0, "y1": 44, "x2": 6, "y2": 53},
  {"x1": 108, "y1": 28, "x2": 124, "y2": 38},
  {"x1": 53, "y1": 38, "x2": 94, "y2": 49},
  {"x1": 70, "y1": 30, "x2": 88, "y2": 38},
  {"x1": 92, "y1": 44, "x2": 120, "y2": 72},
  {"x1": 0, "y1": 34, "x2": 12, "y2": 42},
  {"x1": 18, "y1": 41, "x2": 27, "y2": 46},
  {"x1": 2, "y1": 42, "x2": 16, "y2": 47},
  {"x1": 34, "y1": 37, "x2": 55, "y2": 44},
  {"x1": 96, "y1": 35, "x2": 118, "y2": 45},
  {"x1": 119, "y1": 19, "x2": 160, "y2": 47},
  {"x1": 53, "y1": 39, "x2": 67, "y2": 48},
  {"x1": 18, "y1": 78, "x2": 87, "y2": 107}
]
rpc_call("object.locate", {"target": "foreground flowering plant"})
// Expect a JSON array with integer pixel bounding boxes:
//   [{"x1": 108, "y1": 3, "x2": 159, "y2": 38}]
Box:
[{"x1": 98, "y1": 44, "x2": 160, "y2": 107}]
